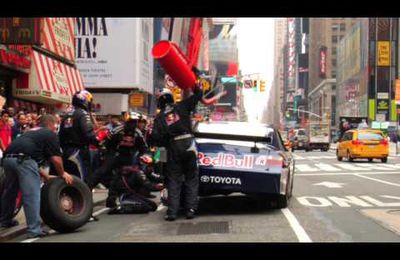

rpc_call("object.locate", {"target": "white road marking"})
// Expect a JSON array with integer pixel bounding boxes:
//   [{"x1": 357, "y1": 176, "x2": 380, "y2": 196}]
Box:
[
  {"x1": 21, "y1": 207, "x2": 110, "y2": 243},
  {"x1": 297, "y1": 195, "x2": 400, "y2": 208},
  {"x1": 353, "y1": 174, "x2": 400, "y2": 188},
  {"x1": 295, "y1": 164, "x2": 319, "y2": 172},
  {"x1": 353, "y1": 163, "x2": 400, "y2": 170},
  {"x1": 334, "y1": 163, "x2": 369, "y2": 171},
  {"x1": 296, "y1": 171, "x2": 400, "y2": 176},
  {"x1": 281, "y1": 208, "x2": 312, "y2": 242},
  {"x1": 314, "y1": 163, "x2": 341, "y2": 171},
  {"x1": 292, "y1": 154, "x2": 305, "y2": 160},
  {"x1": 313, "y1": 181, "x2": 345, "y2": 188}
]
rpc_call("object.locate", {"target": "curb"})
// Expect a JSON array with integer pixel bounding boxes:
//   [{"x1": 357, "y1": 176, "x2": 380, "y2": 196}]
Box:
[{"x1": 0, "y1": 197, "x2": 107, "y2": 242}]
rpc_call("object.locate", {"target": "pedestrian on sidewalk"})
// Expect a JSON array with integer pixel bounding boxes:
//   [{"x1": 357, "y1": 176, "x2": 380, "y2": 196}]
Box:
[{"x1": 0, "y1": 114, "x2": 73, "y2": 239}]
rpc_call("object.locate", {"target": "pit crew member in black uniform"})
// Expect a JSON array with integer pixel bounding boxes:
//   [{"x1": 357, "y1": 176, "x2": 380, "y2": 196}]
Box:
[
  {"x1": 58, "y1": 90, "x2": 99, "y2": 183},
  {"x1": 149, "y1": 84, "x2": 203, "y2": 221}
]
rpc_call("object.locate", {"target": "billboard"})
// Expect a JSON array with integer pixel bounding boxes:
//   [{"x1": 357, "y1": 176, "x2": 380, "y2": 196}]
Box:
[
  {"x1": 0, "y1": 18, "x2": 41, "y2": 45},
  {"x1": 75, "y1": 18, "x2": 153, "y2": 92}
]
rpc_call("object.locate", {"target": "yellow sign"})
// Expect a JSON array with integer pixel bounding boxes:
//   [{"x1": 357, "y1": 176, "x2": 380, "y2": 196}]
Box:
[
  {"x1": 377, "y1": 41, "x2": 390, "y2": 66},
  {"x1": 129, "y1": 93, "x2": 145, "y2": 107},
  {"x1": 396, "y1": 79, "x2": 400, "y2": 105}
]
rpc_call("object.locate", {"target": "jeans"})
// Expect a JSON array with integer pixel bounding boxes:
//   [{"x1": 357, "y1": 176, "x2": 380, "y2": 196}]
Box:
[{"x1": 0, "y1": 158, "x2": 42, "y2": 237}]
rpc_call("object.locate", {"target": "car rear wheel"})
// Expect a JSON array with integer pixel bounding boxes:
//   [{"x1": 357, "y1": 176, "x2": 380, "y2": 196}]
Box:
[
  {"x1": 40, "y1": 176, "x2": 93, "y2": 233},
  {"x1": 368, "y1": 158, "x2": 373, "y2": 162},
  {"x1": 347, "y1": 151, "x2": 354, "y2": 162},
  {"x1": 381, "y1": 157, "x2": 388, "y2": 163},
  {"x1": 336, "y1": 150, "x2": 343, "y2": 161}
]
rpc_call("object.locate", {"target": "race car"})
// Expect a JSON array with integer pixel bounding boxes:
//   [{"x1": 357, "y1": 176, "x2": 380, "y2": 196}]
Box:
[{"x1": 194, "y1": 121, "x2": 295, "y2": 208}]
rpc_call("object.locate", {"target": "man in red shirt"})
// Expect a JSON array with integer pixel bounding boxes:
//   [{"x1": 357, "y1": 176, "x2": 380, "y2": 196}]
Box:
[{"x1": 0, "y1": 110, "x2": 12, "y2": 152}]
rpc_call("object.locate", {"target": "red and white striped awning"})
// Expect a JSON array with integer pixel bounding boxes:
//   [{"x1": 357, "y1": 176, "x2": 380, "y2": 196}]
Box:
[{"x1": 13, "y1": 50, "x2": 84, "y2": 104}]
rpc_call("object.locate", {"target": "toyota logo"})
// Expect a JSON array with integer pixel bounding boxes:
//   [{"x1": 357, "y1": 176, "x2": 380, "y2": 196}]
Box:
[{"x1": 200, "y1": 175, "x2": 210, "y2": 183}]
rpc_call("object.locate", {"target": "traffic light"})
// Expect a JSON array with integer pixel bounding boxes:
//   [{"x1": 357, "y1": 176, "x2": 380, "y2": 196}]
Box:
[
  {"x1": 259, "y1": 80, "x2": 265, "y2": 92},
  {"x1": 253, "y1": 80, "x2": 258, "y2": 92}
]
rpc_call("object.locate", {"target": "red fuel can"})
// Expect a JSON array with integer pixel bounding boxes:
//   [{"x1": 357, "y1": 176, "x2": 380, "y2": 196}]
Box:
[{"x1": 152, "y1": 40, "x2": 197, "y2": 90}]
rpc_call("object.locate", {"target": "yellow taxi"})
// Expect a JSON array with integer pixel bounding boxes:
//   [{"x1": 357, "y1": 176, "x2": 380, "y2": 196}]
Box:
[{"x1": 336, "y1": 129, "x2": 389, "y2": 163}]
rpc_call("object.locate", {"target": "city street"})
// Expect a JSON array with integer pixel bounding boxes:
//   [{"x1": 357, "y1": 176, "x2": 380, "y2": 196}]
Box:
[{"x1": 5, "y1": 147, "x2": 400, "y2": 243}]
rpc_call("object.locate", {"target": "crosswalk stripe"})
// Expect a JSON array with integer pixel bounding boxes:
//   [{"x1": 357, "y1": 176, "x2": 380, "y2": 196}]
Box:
[
  {"x1": 333, "y1": 163, "x2": 370, "y2": 171},
  {"x1": 314, "y1": 163, "x2": 341, "y2": 171},
  {"x1": 295, "y1": 164, "x2": 319, "y2": 172},
  {"x1": 353, "y1": 163, "x2": 400, "y2": 170}
]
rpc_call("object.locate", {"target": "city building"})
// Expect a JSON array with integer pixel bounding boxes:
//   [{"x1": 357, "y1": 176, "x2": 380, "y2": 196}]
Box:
[
  {"x1": 1, "y1": 18, "x2": 84, "y2": 112},
  {"x1": 75, "y1": 18, "x2": 154, "y2": 116},
  {"x1": 336, "y1": 18, "x2": 399, "y2": 136},
  {"x1": 307, "y1": 18, "x2": 359, "y2": 135}
]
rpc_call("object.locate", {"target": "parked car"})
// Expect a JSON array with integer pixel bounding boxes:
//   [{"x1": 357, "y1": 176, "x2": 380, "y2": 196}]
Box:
[
  {"x1": 194, "y1": 121, "x2": 295, "y2": 208},
  {"x1": 336, "y1": 129, "x2": 389, "y2": 163}
]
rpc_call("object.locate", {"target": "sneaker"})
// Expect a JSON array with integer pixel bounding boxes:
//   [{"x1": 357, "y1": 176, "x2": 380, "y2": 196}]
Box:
[
  {"x1": 1, "y1": 219, "x2": 19, "y2": 228},
  {"x1": 27, "y1": 230, "x2": 50, "y2": 239},
  {"x1": 186, "y1": 209, "x2": 196, "y2": 219},
  {"x1": 164, "y1": 214, "x2": 177, "y2": 221}
]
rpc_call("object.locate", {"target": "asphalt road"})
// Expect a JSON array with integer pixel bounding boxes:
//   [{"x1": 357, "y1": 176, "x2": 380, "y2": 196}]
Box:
[{"x1": 9, "y1": 148, "x2": 400, "y2": 242}]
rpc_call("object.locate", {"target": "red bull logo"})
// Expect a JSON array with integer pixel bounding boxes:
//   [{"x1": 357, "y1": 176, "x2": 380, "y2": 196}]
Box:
[{"x1": 198, "y1": 152, "x2": 283, "y2": 169}]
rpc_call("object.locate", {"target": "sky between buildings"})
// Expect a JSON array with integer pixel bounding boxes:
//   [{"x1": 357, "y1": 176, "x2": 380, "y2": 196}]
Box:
[{"x1": 237, "y1": 18, "x2": 275, "y2": 122}]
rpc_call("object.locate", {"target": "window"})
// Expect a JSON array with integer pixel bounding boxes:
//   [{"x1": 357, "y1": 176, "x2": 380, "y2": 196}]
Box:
[
  {"x1": 340, "y1": 23, "x2": 346, "y2": 31},
  {"x1": 332, "y1": 48, "x2": 337, "y2": 55},
  {"x1": 332, "y1": 35, "x2": 338, "y2": 43},
  {"x1": 332, "y1": 24, "x2": 339, "y2": 31},
  {"x1": 332, "y1": 59, "x2": 337, "y2": 66}
]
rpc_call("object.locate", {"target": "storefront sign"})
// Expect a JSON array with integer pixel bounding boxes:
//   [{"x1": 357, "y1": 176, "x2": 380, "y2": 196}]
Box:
[
  {"x1": 377, "y1": 41, "x2": 390, "y2": 66},
  {"x1": 0, "y1": 46, "x2": 31, "y2": 71},
  {"x1": 129, "y1": 93, "x2": 145, "y2": 107},
  {"x1": 0, "y1": 18, "x2": 41, "y2": 44}
]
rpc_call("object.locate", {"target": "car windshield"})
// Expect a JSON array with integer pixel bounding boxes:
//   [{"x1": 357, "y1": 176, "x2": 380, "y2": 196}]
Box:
[{"x1": 357, "y1": 132, "x2": 384, "y2": 141}]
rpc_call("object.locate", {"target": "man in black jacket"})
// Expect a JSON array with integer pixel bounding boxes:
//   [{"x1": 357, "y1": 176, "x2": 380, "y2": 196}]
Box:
[
  {"x1": 150, "y1": 84, "x2": 202, "y2": 221},
  {"x1": 59, "y1": 90, "x2": 99, "y2": 183}
]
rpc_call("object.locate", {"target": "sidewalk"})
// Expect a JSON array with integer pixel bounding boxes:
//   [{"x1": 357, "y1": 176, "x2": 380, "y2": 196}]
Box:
[{"x1": 0, "y1": 190, "x2": 108, "y2": 242}]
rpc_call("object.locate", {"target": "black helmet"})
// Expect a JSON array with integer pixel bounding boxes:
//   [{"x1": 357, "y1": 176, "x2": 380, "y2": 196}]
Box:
[
  {"x1": 72, "y1": 90, "x2": 93, "y2": 111},
  {"x1": 156, "y1": 88, "x2": 174, "y2": 110}
]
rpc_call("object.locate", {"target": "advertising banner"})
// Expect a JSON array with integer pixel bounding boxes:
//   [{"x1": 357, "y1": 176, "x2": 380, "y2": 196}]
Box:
[
  {"x1": 41, "y1": 18, "x2": 75, "y2": 62},
  {"x1": 75, "y1": 18, "x2": 142, "y2": 89},
  {"x1": 377, "y1": 41, "x2": 390, "y2": 66},
  {"x1": 319, "y1": 46, "x2": 327, "y2": 78},
  {"x1": 396, "y1": 79, "x2": 400, "y2": 105}
]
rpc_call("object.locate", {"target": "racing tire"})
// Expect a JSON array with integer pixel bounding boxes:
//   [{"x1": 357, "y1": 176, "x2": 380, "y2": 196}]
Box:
[
  {"x1": 368, "y1": 158, "x2": 373, "y2": 162},
  {"x1": 40, "y1": 176, "x2": 93, "y2": 233},
  {"x1": 381, "y1": 157, "x2": 388, "y2": 163}
]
